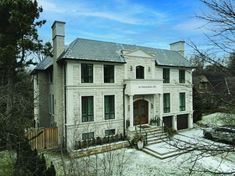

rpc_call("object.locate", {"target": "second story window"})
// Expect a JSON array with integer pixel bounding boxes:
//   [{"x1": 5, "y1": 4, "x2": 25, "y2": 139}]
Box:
[
  {"x1": 179, "y1": 93, "x2": 186, "y2": 111},
  {"x1": 163, "y1": 68, "x2": 170, "y2": 83},
  {"x1": 82, "y1": 96, "x2": 94, "y2": 122},
  {"x1": 104, "y1": 95, "x2": 115, "y2": 120},
  {"x1": 136, "y1": 66, "x2": 144, "y2": 79},
  {"x1": 104, "y1": 65, "x2": 114, "y2": 83},
  {"x1": 48, "y1": 94, "x2": 54, "y2": 115},
  {"x1": 81, "y1": 63, "x2": 93, "y2": 83},
  {"x1": 48, "y1": 70, "x2": 53, "y2": 83},
  {"x1": 163, "y1": 93, "x2": 170, "y2": 113},
  {"x1": 179, "y1": 70, "x2": 185, "y2": 83}
]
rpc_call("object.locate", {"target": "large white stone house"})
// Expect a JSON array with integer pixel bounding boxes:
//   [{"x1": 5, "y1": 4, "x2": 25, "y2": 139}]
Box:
[{"x1": 33, "y1": 21, "x2": 194, "y2": 151}]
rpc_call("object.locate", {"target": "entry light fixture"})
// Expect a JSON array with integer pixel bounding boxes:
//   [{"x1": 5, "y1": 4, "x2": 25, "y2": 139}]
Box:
[{"x1": 130, "y1": 66, "x2": 133, "y2": 71}]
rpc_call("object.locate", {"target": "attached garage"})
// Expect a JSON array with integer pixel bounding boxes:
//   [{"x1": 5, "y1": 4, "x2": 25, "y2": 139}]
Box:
[
  {"x1": 163, "y1": 116, "x2": 173, "y2": 129},
  {"x1": 177, "y1": 114, "x2": 188, "y2": 130}
]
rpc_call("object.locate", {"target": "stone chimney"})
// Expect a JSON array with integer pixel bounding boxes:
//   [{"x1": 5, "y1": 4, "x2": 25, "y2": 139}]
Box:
[
  {"x1": 51, "y1": 21, "x2": 65, "y2": 148},
  {"x1": 170, "y1": 41, "x2": 185, "y2": 57},
  {"x1": 51, "y1": 21, "x2": 65, "y2": 58}
]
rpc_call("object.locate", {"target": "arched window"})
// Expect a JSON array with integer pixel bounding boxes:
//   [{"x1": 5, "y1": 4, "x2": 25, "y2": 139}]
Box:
[{"x1": 136, "y1": 66, "x2": 144, "y2": 79}]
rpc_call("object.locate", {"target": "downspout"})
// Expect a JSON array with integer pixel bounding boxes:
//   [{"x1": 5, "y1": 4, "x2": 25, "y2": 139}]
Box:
[
  {"x1": 64, "y1": 62, "x2": 67, "y2": 150},
  {"x1": 123, "y1": 84, "x2": 126, "y2": 138}
]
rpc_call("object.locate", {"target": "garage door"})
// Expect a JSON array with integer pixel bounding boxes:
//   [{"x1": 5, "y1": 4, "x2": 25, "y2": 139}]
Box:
[
  {"x1": 163, "y1": 116, "x2": 173, "y2": 129},
  {"x1": 177, "y1": 114, "x2": 188, "y2": 130}
]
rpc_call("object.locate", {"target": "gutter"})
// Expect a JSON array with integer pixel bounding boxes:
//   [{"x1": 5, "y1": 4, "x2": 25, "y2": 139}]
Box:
[{"x1": 123, "y1": 84, "x2": 126, "y2": 138}]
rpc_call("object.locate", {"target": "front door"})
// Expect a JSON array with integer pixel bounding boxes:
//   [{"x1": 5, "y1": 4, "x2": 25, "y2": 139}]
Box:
[{"x1": 134, "y1": 100, "x2": 148, "y2": 125}]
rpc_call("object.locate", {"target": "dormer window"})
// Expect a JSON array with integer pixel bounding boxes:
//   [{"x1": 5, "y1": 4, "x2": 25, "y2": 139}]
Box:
[{"x1": 136, "y1": 66, "x2": 144, "y2": 79}]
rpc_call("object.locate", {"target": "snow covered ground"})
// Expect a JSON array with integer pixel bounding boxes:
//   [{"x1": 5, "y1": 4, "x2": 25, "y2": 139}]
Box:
[
  {"x1": 45, "y1": 128, "x2": 235, "y2": 176},
  {"x1": 199, "y1": 112, "x2": 235, "y2": 126}
]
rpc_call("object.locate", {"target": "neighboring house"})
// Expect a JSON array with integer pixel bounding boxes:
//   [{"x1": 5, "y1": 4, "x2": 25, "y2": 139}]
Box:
[
  {"x1": 193, "y1": 73, "x2": 235, "y2": 111},
  {"x1": 32, "y1": 21, "x2": 194, "y2": 151},
  {"x1": 193, "y1": 75, "x2": 212, "y2": 94}
]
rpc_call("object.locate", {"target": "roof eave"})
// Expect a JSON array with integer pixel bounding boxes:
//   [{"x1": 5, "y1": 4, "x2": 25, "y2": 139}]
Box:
[{"x1": 58, "y1": 57, "x2": 126, "y2": 64}]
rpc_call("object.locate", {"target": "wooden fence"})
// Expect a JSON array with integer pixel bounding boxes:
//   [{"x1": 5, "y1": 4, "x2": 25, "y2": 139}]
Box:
[{"x1": 25, "y1": 127, "x2": 58, "y2": 150}]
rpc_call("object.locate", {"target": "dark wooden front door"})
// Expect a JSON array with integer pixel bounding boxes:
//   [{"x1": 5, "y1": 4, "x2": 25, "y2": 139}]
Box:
[{"x1": 134, "y1": 100, "x2": 148, "y2": 125}]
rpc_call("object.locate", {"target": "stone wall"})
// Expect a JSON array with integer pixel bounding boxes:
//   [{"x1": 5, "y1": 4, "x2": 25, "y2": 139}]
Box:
[{"x1": 65, "y1": 61, "x2": 125, "y2": 150}]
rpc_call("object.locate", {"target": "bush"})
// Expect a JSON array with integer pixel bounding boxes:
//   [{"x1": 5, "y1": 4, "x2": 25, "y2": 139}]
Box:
[
  {"x1": 13, "y1": 139, "x2": 56, "y2": 176},
  {"x1": 165, "y1": 128, "x2": 177, "y2": 138}
]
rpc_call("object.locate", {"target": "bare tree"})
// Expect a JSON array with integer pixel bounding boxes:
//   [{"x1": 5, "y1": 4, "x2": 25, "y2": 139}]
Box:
[
  {"x1": 168, "y1": 0, "x2": 235, "y2": 175},
  {"x1": 198, "y1": 0, "x2": 235, "y2": 54}
]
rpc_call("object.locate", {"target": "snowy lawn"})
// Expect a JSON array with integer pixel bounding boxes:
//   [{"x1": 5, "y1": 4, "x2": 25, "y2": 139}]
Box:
[
  {"x1": 198, "y1": 112, "x2": 235, "y2": 127},
  {"x1": 44, "y1": 128, "x2": 235, "y2": 176}
]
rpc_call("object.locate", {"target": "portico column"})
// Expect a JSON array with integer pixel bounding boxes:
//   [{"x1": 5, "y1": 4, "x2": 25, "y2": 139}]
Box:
[
  {"x1": 129, "y1": 95, "x2": 134, "y2": 130},
  {"x1": 159, "y1": 94, "x2": 163, "y2": 126},
  {"x1": 172, "y1": 115, "x2": 177, "y2": 131},
  {"x1": 153, "y1": 94, "x2": 157, "y2": 121},
  {"x1": 188, "y1": 113, "x2": 193, "y2": 128}
]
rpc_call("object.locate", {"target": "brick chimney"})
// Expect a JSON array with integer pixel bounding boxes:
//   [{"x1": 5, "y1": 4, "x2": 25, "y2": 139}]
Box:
[
  {"x1": 170, "y1": 41, "x2": 185, "y2": 57},
  {"x1": 51, "y1": 21, "x2": 65, "y2": 58}
]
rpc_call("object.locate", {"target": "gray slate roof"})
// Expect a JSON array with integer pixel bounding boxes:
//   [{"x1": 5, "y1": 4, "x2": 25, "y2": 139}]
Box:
[
  {"x1": 34, "y1": 38, "x2": 192, "y2": 71},
  {"x1": 34, "y1": 56, "x2": 53, "y2": 71},
  {"x1": 60, "y1": 38, "x2": 192, "y2": 67}
]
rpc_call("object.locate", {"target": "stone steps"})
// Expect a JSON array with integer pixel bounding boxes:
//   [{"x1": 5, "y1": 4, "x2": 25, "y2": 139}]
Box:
[
  {"x1": 142, "y1": 146, "x2": 187, "y2": 160},
  {"x1": 142, "y1": 126, "x2": 168, "y2": 145}
]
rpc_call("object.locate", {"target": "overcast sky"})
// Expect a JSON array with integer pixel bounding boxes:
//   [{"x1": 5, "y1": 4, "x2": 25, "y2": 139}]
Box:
[{"x1": 37, "y1": 0, "x2": 210, "y2": 57}]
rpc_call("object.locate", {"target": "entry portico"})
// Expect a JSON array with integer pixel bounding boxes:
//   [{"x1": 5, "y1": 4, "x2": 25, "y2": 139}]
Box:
[{"x1": 124, "y1": 79, "x2": 163, "y2": 130}]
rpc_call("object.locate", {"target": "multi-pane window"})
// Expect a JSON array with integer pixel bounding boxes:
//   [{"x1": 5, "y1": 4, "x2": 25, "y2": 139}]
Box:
[
  {"x1": 104, "y1": 65, "x2": 114, "y2": 83},
  {"x1": 136, "y1": 66, "x2": 144, "y2": 79},
  {"x1": 48, "y1": 94, "x2": 54, "y2": 114},
  {"x1": 163, "y1": 93, "x2": 170, "y2": 113},
  {"x1": 179, "y1": 93, "x2": 186, "y2": 111},
  {"x1": 104, "y1": 95, "x2": 115, "y2": 120},
  {"x1": 179, "y1": 70, "x2": 185, "y2": 83},
  {"x1": 82, "y1": 132, "x2": 94, "y2": 140},
  {"x1": 48, "y1": 70, "x2": 53, "y2": 83},
  {"x1": 163, "y1": 68, "x2": 170, "y2": 83},
  {"x1": 81, "y1": 64, "x2": 93, "y2": 83},
  {"x1": 105, "y1": 129, "x2": 115, "y2": 136},
  {"x1": 82, "y1": 96, "x2": 94, "y2": 122}
]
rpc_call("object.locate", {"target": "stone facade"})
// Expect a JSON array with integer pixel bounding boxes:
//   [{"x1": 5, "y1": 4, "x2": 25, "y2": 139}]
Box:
[{"x1": 33, "y1": 21, "x2": 194, "y2": 152}]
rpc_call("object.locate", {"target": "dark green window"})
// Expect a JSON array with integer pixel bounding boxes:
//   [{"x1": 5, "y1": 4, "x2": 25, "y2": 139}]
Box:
[
  {"x1": 104, "y1": 95, "x2": 115, "y2": 120},
  {"x1": 105, "y1": 129, "x2": 115, "y2": 136},
  {"x1": 104, "y1": 65, "x2": 114, "y2": 83},
  {"x1": 136, "y1": 66, "x2": 144, "y2": 79},
  {"x1": 81, "y1": 64, "x2": 93, "y2": 83},
  {"x1": 48, "y1": 94, "x2": 54, "y2": 114},
  {"x1": 179, "y1": 70, "x2": 185, "y2": 83},
  {"x1": 48, "y1": 69, "x2": 53, "y2": 83},
  {"x1": 179, "y1": 93, "x2": 186, "y2": 111},
  {"x1": 163, "y1": 93, "x2": 170, "y2": 113},
  {"x1": 82, "y1": 96, "x2": 94, "y2": 122},
  {"x1": 82, "y1": 132, "x2": 94, "y2": 140},
  {"x1": 163, "y1": 68, "x2": 170, "y2": 83}
]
